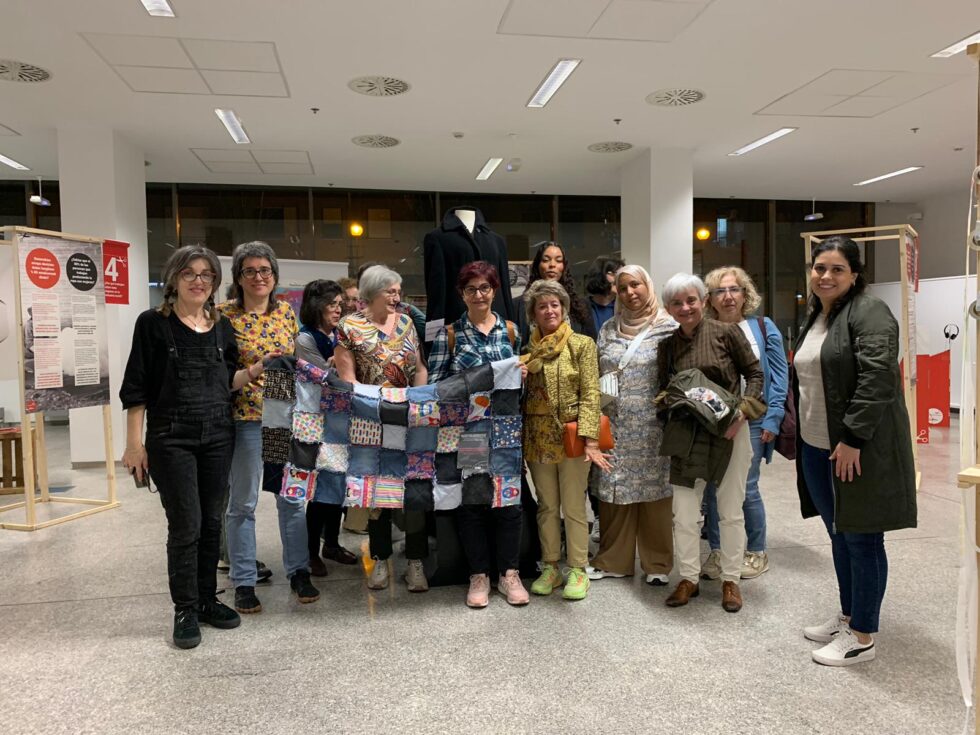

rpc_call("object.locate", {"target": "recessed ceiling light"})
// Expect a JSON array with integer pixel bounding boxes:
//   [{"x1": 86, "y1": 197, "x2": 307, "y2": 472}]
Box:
[
  {"x1": 527, "y1": 59, "x2": 581, "y2": 108},
  {"x1": 476, "y1": 157, "x2": 503, "y2": 180},
  {"x1": 853, "y1": 166, "x2": 923, "y2": 186},
  {"x1": 931, "y1": 30, "x2": 980, "y2": 58},
  {"x1": 0, "y1": 152, "x2": 29, "y2": 170},
  {"x1": 140, "y1": 0, "x2": 175, "y2": 17},
  {"x1": 728, "y1": 127, "x2": 797, "y2": 156},
  {"x1": 214, "y1": 109, "x2": 250, "y2": 144}
]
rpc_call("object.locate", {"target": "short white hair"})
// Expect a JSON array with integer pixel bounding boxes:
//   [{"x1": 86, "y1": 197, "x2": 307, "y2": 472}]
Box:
[
  {"x1": 661, "y1": 273, "x2": 707, "y2": 305},
  {"x1": 358, "y1": 265, "x2": 402, "y2": 303}
]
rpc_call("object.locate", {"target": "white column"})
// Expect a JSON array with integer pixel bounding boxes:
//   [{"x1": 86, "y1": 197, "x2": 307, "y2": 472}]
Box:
[
  {"x1": 620, "y1": 148, "x2": 694, "y2": 293},
  {"x1": 57, "y1": 127, "x2": 149, "y2": 466}
]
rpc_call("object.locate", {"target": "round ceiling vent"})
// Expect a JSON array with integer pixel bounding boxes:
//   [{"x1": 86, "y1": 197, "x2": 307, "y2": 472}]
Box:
[
  {"x1": 588, "y1": 141, "x2": 633, "y2": 153},
  {"x1": 0, "y1": 60, "x2": 52, "y2": 83},
  {"x1": 347, "y1": 76, "x2": 411, "y2": 97},
  {"x1": 646, "y1": 88, "x2": 705, "y2": 107},
  {"x1": 352, "y1": 135, "x2": 401, "y2": 149}
]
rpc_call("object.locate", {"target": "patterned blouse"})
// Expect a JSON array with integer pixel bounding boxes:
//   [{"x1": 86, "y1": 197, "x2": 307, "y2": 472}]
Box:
[
  {"x1": 426, "y1": 312, "x2": 520, "y2": 383},
  {"x1": 218, "y1": 298, "x2": 298, "y2": 422},
  {"x1": 337, "y1": 311, "x2": 419, "y2": 388},
  {"x1": 524, "y1": 372, "x2": 565, "y2": 465}
]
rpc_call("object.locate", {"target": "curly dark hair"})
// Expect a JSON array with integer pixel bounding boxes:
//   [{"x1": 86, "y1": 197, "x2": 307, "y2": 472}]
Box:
[
  {"x1": 584, "y1": 256, "x2": 625, "y2": 297},
  {"x1": 299, "y1": 279, "x2": 343, "y2": 330},
  {"x1": 529, "y1": 242, "x2": 591, "y2": 329}
]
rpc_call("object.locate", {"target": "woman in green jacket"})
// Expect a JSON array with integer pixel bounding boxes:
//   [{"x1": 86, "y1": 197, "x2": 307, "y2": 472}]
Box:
[{"x1": 793, "y1": 235, "x2": 916, "y2": 668}]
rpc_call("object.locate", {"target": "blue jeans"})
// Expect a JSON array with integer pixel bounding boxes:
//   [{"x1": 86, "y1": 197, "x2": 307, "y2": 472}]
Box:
[
  {"x1": 276, "y1": 494, "x2": 310, "y2": 578},
  {"x1": 801, "y1": 441, "x2": 887, "y2": 634},
  {"x1": 705, "y1": 422, "x2": 766, "y2": 553},
  {"x1": 227, "y1": 421, "x2": 262, "y2": 587}
]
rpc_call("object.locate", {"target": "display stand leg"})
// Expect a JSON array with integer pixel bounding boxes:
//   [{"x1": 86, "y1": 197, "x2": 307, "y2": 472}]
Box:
[
  {"x1": 103, "y1": 404, "x2": 117, "y2": 504},
  {"x1": 35, "y1": 412, "x2": 49, "y2": 502},
  {"x1": 19, "y1": 413, "x2": 36, "y2": 528}
]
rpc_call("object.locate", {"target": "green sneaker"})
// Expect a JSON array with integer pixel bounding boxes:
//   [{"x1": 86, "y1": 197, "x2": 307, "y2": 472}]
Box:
[
  {"x1": 563, "y1": 567, "x2": 590, "y2": 601},
  {"x1": 530, "y1": 563, "x2": 564, "y2": 596}
]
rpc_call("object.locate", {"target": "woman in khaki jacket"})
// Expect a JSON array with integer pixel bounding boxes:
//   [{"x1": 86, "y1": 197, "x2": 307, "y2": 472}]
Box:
[{"x1": 521, "y1": 280, "x2": 610, "y2": 601}]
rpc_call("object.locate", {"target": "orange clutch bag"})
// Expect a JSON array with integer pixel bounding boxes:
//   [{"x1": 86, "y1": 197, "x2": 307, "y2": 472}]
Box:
[{"x1": 563, "y1": 415, "x2": 614, "y2": 459}]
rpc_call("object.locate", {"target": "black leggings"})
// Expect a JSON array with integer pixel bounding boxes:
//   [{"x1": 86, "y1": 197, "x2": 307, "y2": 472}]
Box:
[{"x1": 306, "y1": 502, "x2": 344, "y2": 559}]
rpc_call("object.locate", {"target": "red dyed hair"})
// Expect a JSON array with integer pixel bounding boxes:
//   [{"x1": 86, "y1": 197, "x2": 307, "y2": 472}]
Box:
[{"x1": 456, "y1": 260, "x2": 500, "y2": 293}]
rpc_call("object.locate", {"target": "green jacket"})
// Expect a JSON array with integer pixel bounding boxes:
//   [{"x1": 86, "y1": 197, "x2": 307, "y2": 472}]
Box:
[{"x1": 793, "y1": 292, "x2": 917, "y2": 533}]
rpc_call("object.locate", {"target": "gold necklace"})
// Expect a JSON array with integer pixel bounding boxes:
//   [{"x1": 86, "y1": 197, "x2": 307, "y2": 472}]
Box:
[{"x1": 177, "y1": 307, "x2": 208, "y2": 332}]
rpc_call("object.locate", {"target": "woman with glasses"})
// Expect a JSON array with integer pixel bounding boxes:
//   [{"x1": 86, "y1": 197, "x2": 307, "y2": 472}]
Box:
[
  {"x1": 294, "y1": 280, "x2": 359, "y2": 577},
  {"x1": 427, "y1": 261, "x2": 529, "y2": 608},
  {"x1": 334, "y1": 265, "x2": 429, "y2": 592},
  {"x1": 700, "y1": 267, "x2": 788, "y2": 582},
  {"x1": 219, "y1": 241, "x2": 320, "y2": 615},
  {"x1": 121, "y1": 245, "x2": 268, "y2": 649}
]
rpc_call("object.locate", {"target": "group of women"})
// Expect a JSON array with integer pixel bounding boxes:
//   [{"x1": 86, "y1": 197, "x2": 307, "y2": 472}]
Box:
[{"x1": 122, "y1": 237, "x2": 916, "y2": 669}]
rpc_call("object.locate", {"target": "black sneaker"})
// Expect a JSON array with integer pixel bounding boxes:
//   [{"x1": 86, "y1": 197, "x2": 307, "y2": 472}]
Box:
[
  {"x1": 173, "y1": 608, "x2": 201, "y2": 649},
  {"x1": 256, "y1": 561, "x2": 272, "y2": 583},
  {"x1": 197, "y1": 598, "x2": 242, "y2": 629},
  {"x1": 234, "y1": 585, "x2": 262, "y2": 614},
  {"x1": 290, "y1": 571, "x2": 321, "y2": 603}
]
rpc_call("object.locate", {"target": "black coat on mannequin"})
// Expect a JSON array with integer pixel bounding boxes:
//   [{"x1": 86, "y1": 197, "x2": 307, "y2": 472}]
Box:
[{"x1": 422, "y1": 206, "x2": 516, "y2": 342}]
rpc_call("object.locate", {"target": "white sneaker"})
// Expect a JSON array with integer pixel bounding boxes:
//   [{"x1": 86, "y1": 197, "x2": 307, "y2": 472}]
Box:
[
  {"x1": 700, "y1": 550, "x2": 722, "y2": 580},
  {"x1": 803, "y1": 612, "x2": 849, "y2": 643},
  {"x1": 404, "y1": 559, "x2": 429, "y2": 593},
  {"x1": 586, "y1": 565, "x2": 626, "y2": 581},
  {"x1": 367, "y1": 559, "x2": 389, "y2": 590},
  {"x1": 590, "y1": 518, "x2": 601, "y2": 543},
  {"x1": 645, "y1": 574, "x2": 669, "y2": 586},
  {"x1": 811, "y1": 628, "x2": 875, "y2": 667},
  {"x1": 740, "y1": 551, "x2": 769, "y2": 579}
]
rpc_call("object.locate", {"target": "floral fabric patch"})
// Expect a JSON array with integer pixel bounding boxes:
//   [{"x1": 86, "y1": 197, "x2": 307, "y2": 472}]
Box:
[
  {"x1": 321, "y1": 387, "x2": 351, "y2": 414},
  {"x1": 437, "y1": 425, "x2": 463, "y2": 454},
  {"x1": 406, "y1": 451, "x2": 436, "y2": 480},
  {"x1": 440, "y1": 402, "x2": 468, "y2": 427},
  {"x1": 292, "y1": 411, "x2": 323, "y2": 444}
]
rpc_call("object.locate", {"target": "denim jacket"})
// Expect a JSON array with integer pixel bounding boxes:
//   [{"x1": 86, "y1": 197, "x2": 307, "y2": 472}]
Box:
[{"x1": 746, "y1": 316, "x2": 789, "y2": 464}]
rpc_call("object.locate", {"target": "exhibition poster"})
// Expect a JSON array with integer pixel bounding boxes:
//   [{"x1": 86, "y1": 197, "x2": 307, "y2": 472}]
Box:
[{"x1": 18, "y1": 234, "x2": 110, "y2": 413}]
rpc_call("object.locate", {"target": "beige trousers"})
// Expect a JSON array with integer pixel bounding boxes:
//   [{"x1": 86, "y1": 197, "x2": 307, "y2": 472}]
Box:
[
  {"x1": 591, "y1": 497, "x2": 673, "y2": 576},
  {"x1": 528, "y1": 457, "x2": 591, "y2": 568}
]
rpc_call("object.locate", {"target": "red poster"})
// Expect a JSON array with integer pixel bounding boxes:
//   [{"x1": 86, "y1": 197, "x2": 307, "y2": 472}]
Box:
[{"x1": 102, "y1": 240, "x2": 129, "y2": 305}]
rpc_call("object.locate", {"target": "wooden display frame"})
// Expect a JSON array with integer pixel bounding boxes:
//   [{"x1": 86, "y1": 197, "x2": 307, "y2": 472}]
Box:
[
  {"x1": 801, "y1": 223, "x2": 921, "y2": 487},
  {"x1": 0, "y1": 226, "x2": 119, "y2": 531}
]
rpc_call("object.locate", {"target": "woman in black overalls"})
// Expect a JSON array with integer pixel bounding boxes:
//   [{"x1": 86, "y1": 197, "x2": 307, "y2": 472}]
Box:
[{"x1": 121, "y1": 245, "x2": 267, "y2": 649}]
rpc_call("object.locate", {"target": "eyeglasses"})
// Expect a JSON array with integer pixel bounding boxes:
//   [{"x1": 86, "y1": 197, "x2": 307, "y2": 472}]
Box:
[
  {"x1": 463, "y1": 284, "x2": 493, "y2": 297},
  {"x1": 709, "y1": 286, "x2": 743, "y2": 297},
  {"x1": 384, "y1": 288, "x2": 402, "y2": 299},
  {"x1": 241, "y1": 266, "x2": 274, "y2": 280},
  {"x1": 180, "y1": 269, "x2": 216, "y2": 284}
]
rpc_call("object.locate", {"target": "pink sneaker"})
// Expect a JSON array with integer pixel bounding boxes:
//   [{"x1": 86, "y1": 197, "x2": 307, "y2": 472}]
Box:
[
  {"x1": 466, "y1": 574, "x2": 490, "y2": 608},
  {"x1": 498, "y1": 569, "x2": 530, "y2": 606}
]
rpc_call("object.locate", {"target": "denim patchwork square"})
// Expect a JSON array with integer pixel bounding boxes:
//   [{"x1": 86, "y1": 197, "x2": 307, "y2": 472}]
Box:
[
  {"x1": 314, "y1": 470, "x2": 346, "y2": 505},
  {"x1": 316, "y1": 443, "x2": 348, "y2": 473},
  {"x1": 491, "y1": 389, "x2": 521, "y2": 416},
  {"x1": 323, "y1": 411, "x2": 350, "y2": 443},
  {"x1": 490, "y1": 447, "x2": 522, "y2": 476},
  {"x1": 262, "y1": 462, "x2": 285, "y2": 493},
  {"x1": 379, "y1": 448, "x2": 408, "y2": 477},
  {"x1": 325, "y1": 373, "x2": 353, "y2": 392},
  {"x1": 435, "y1": 452, "x2": 462, "y2": 484},
  {"x1": 381, "y1": 387, "x2": 409, "y2": 403},
  {"x1": 281, "y1": 464, "x2": 317, "y2": 502},
  {"x1": 437, "y1": 425, "x2": 463, "y2": 453},
  {"x1": 406, "y1": 425, "x2": 439, "y2": 453},
  {"x1": 492, "y1": 416, "x2": 522, "y2": 448},
  {"x1": 382, "y1": 424, "x2": 407, "y2": 451},
  {"x1": 435, "y1": 372, "x2": 468, "y2": 403},
  {"x1": 467, "y1": 392, "x2": 492, "y2": 422},
  {"x1": 352, "y1": 393, "x2": 380, "y2": 421},
  {"x1": 491, "y1": 357, "x2": 522, "y2": 390},
  {"x1": 462, "y1": 473, "x2": 493, "y2": 505},
  {"x1": 440, "y1": 402, "x2": 468, "y2": 427},
  {"x1": 406, "y1": 384, "x2": 438, "y2": 403},
  {"x1": 294, "y1": 380, "x2": 322, "y2": 413},
  {"x1": 296, "y1": 358, "x2": 328, "y2": 385},
  {"x1": 349, "y1": 417, "x2": 382, "y2": 446},
  {"x1": 263, "y1": 369, "x2": 295, "y2": 402},
  {"x1": 345, "y1": 475, "x2": 375, "y2": 508},
  {"x1": 262, "y1": 427, "x2": 291, "y2": 464},
  {"x1": 373, "y1": 476, "x2": 405, "y2": 509},
  {"x1": 321, "y1": 386, "x2": 351, "y2": 414},
  {"x1": 409, "y1": 400, "x2": 440, "y2": 427},
  {"x1": 261, "y1": 398, "x2": 293, "y2": 429},
  {"x1": 465, "y1": 419, "x2": 492, "y2": 436},
  {"x1": 353, "y1": 383, "x2": 382, "y2": 400},
  {"x1": 406, "y1": 451, "x2": 435, "y2": 479},
  {"x1": 289, "y1": 439, "x2": 320, "y2": 469},
  {"x1": 404, "y1": 479, "x2": 434, "y2": 512},
  {"x1": 492, "y1": 475, "x2": 522, "y2": 508},
  {"x1": 348, "y1": 445, "x2": 380, "y2": 476},
  {"x1": 380, "y1": 400, "x2": 409, "y2": 426},
  {"x1": 292, "y1": 411, "x2": 323, "y2": 443},
  {"x1": 433, "y1": 482, "x2": 462, "y2": 510},
  {"x1": 464, "y1": 362, "x2": 494, "y2": 393}
]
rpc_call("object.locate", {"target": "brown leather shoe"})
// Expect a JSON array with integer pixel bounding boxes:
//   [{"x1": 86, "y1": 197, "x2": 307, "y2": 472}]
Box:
[
  {"x1": 722, "y1": 581, "x2": 743, "y2": 613},
  {"x1": 665, "y1": 579, "x2": 700, "y2": 607},
  {"x1": 310, "y1": 557, "x2": 329, "y2": 578}
]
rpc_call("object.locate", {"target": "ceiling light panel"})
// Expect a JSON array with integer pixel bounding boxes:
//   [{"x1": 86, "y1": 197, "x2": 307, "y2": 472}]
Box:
[
  {"x1": 214, "y1": 109, "x2": 250, "y2": 144},
  {"x1": 728, "y1": 127, "x2": 797, "y2": 156},
  {"x1": 476, "y1": 157, "x2": 503, "y2": 180},
  {"x1": 527, "y1": 59, "x2": 580, "y2": 108},
  {"x1": 853, "y1": 166, "x2": 922, "y2": 186},
  {"x1": 931, "y1": 30, "x2": 980, "y2": 58},
  {"x1": 0, "y1": 153, "x2": 29, "y2": 170},
  {"x1": 141, "y1": 0, "x2": 175, "y2": 17}
]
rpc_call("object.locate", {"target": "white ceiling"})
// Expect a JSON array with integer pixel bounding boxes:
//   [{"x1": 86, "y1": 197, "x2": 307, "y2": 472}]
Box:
[{"x1": 0, "y1": 0, "x2": 978, "y2": 203}]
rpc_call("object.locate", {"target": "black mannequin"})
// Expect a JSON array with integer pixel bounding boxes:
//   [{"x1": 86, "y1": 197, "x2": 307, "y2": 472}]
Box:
[{"x1": 422, "y1": 206, "x2": 516, "y2": 345}]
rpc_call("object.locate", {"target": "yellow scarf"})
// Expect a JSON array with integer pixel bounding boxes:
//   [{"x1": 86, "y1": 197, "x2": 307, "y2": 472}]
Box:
[{"x1": 521, "y1": 321, "x2": 572, "y2": 374}]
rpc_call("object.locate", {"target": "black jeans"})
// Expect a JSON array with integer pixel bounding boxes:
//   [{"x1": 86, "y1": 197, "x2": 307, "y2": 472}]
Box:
[
  {"x1": 146, "y1": 414, "x2": 234, "y2": 610},
  {"x1": 307, "y1": 502, "x2": 343, "y2": 558},
  {"x1": 457, "y1": 504, "x2": 522, "y2": 576},
  {"x1": 368, "y1": 509, "x2": 428, "y2": 560}
]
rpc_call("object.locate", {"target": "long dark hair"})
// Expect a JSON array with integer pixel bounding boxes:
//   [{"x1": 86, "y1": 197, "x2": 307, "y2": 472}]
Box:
[
  {"x1": 529, "y1": 242, "x2": 591, "y2": 328},
  {"x1": 807, "y1": 235, "x2": 867, "y2": 326}
]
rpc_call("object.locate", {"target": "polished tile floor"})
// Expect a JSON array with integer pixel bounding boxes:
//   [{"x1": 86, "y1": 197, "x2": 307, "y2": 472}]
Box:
[{"x1": 0, "y1": 422, "x2": 970, "y2": 734}]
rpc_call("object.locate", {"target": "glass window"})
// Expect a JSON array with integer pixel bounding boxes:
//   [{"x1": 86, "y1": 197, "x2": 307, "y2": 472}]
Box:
[
  {"x1": 556, "y1": 195, "x2": 621, "y2": 292},
  {"x1": 146, "y1": 184, "x2": 177, "y2": 283},
  {"x1": 693, "y1": 199, "x2": 768, "y2": 309},
  {"x1": 0, "y1": 182, "x2": 27, "y2": 229}
]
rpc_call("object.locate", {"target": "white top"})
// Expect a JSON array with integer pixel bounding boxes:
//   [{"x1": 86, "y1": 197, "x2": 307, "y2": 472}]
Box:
[
  {"x1": 795, "y1": 315, "x2": 831, "y2": 450},
  {"x1": 738, "y1": 319, "x2": 761, "y2": 360}
]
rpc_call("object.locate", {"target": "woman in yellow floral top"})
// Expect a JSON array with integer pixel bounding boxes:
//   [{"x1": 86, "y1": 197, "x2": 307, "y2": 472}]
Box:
[
  {"x1": 521, "y1": 280, "x2": 607, "y2": 602},
  {"x1": 218, "y1": 241, "x2": 320, "y2": 616}
]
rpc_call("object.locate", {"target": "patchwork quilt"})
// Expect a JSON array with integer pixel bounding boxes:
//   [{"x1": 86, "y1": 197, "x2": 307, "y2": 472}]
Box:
[{"x1": 260, "y1": 355, "x2": 523, "y2": 511}]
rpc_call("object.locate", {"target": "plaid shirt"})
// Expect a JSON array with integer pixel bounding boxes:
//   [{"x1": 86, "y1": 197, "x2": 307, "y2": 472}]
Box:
[{"x1": 426, "y1": 312, "x2": 520, "y2": 383}]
